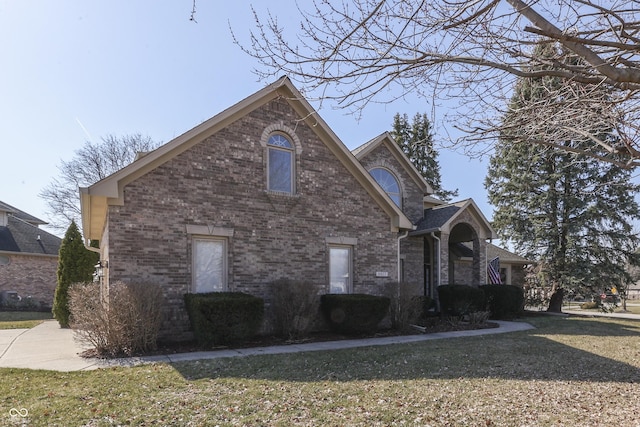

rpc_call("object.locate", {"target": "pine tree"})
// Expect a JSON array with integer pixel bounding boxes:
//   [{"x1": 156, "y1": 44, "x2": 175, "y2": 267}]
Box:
[
  {"x1": 485, "y1": 42, "x2": 640, "y2": 311},
  {"x1": 391, "y1": 113, "x2": 458, "y2": 201},
  {"x1": 52, "y1": 221, "x2": 99, "y2": 327}
]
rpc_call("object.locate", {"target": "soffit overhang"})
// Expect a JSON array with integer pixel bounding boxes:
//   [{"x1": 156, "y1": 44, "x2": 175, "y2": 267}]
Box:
[{"x1": 80, "y1": 77, "x2": 413, "y2": 241}]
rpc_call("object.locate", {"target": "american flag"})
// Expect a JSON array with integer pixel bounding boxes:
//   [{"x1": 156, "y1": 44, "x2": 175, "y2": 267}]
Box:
[{"x1": 488, "y1": 256, "x2": 502, "y2": 284}]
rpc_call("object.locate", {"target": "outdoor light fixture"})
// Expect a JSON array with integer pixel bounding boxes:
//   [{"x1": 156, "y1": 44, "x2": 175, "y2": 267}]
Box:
[{"x1": 93, "y1": 260, "x2": 108, "y2": 282}]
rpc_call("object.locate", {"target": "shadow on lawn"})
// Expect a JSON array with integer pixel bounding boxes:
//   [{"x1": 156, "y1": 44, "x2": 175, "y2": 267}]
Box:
[{"x1": 172, "y1": 316, "x2": 640, "y2": 384}]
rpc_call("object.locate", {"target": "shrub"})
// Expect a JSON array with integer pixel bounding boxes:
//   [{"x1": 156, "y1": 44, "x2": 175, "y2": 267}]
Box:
[
  {"x1": 184, "y1": 292, "x2": 264, "y2": 347},
  {"x1": 53, "y1": 221, "x2": 99, "y2": 328},
  {"x1": 0, "y1": 294, "x2": 42, "y2": 312},
  {"x1": 271, "y1": 279, "x2": 319, "y2": 340},
  {"x1": 467, "y1": 310, "x2": 491, "y2": 325},
  {"x1": 382, "y1": 282, "x2": 424, "y2": 332},
  {"x1": 320, "y1": 294, "x2": 390, "y2": 335},
  {"x1": 437, "y1": 285, "x2": 486, "y2": 317},
  {"x1": 69, "y1": 281, "x2": 164, "y2": 357},
  {"x1": 481, "y1": 284, "x2": 525, "y2": 320},
  {"x1": 580, "y1": 301, "x2": 599, "y2": 309}
]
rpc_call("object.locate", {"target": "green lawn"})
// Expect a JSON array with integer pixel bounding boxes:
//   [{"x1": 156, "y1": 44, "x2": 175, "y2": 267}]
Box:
[
  {"x1": 2, "y1": 315, "x2": 639, "y2": 426},
  {"x1": 0, "y1": 311, "x2": 52, "y2": 330}
]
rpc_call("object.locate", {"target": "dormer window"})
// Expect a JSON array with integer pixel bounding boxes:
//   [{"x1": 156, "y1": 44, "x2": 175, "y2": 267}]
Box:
[
  {"x1": 267, "y1": 134, "x2": 294, "y2": 193},
  {"x1": 370, "y1": 168, "x2": 401, "y2": 207}
]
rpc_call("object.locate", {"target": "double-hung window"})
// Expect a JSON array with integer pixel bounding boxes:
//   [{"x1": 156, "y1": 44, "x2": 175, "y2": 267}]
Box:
[
  {"x1": 192, "y1": 237, "x2": 227, "y2": 293},
  {"x1": 267, "y1": 134, "x2": 294, "y2": 193}
]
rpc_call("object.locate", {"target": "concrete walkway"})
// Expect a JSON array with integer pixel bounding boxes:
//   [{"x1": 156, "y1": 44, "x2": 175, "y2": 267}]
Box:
[{"x1": 0, "y1": 319, "x2": 536, "y2": 372}]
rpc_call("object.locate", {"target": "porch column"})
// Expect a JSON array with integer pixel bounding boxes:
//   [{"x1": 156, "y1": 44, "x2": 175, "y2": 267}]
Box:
[{"x1": 473, "y1": 238, "x2": 489, "y2": 285}]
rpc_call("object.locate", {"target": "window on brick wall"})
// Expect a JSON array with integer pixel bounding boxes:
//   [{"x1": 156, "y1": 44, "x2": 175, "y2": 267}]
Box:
[
  {"x1": 192, "y1": 237, "x2": 227, "y2": 293},
  {"x1": 329, "y1": 245, "x2": 352, "y2": 293},
  {"x1": 267, "y1": 134, "x2": 294, "y2": 193},
  {"x1": 370, "y1": 168, "x2": 401, "y2": 207}
]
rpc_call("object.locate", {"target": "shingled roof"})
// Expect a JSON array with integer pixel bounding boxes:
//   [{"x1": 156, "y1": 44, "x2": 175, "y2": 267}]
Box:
[
  {"x1": 0, "y1": 201, "x2": 47, "y2": 226},
  {"x1": 0, "y1": 202, "x2": 61, "y2": 255}
]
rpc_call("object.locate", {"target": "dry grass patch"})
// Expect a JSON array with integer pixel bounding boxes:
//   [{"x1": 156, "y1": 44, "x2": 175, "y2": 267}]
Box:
[
  {"x1": 1, "y1": 315, "x2": 639, "y2": 426},
  {"x1": 0, "y1": 311, "x2": 52, "y2": 329}
]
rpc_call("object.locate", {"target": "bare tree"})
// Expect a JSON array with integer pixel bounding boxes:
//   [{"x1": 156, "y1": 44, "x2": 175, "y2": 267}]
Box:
[
  {"x1": 236, "y1": 0, "x2": 640, "y2": 167},
  {"x1": 40, "y1": 134, "x2": 159, "y2": 232}
]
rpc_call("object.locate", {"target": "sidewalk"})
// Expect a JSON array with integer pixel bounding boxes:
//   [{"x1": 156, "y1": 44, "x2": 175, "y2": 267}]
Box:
[
  {"x1": 0, "y1": 319, "x2": 535, "y2": 372},
  {"x1": 561, "y1": 309, "x2": 640, "y2": 320}
]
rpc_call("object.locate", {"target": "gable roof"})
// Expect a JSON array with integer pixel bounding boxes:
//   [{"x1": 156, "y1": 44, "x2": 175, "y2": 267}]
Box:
[
  {"x1": 486, "y1": 243, "x2": 532, "y2": 265},
  {"x1": 352, "y1": 133, "x2": 434, "y2": 195},
  {"x1": 455, "y1": 242, "x2": 532, "y2": 265},
  {"x1": 80, "y1": 77, "x2": 414, "y2": 240},
  {"x1": 411, "y1": 198, "x2": 496, "y2": 240},
  {"x1": 0, "y1": 214, "x2": 61, "y2": 256},
  {"x1": 0, "y1": 201, "x2": 47, "y2": 226}
]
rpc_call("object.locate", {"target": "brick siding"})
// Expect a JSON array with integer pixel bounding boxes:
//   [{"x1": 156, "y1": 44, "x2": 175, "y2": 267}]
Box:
[
  {"x1": 0, "y1": 253, "x2": 57, "y2": 308},
  {"x1": 105, "y1": 98, "x2": 400, "y2": 341}
]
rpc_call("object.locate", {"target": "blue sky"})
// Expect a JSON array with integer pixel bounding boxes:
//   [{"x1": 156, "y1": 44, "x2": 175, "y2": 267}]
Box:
[{"x1": 0, "y1": 1, "x2": 489, "y2": 236}]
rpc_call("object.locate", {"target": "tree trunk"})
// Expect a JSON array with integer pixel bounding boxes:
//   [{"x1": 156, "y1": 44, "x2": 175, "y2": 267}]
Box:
[{"x1": 547, "y1": 288, "x2": 564, "y2": 313}]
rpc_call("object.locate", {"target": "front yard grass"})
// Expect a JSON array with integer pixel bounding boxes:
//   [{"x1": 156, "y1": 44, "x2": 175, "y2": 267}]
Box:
[
  {"x1": 0, "y1": 311, "x2": 52, "y2": 330},
  {"x1": 1, "y1": 315, "x2": 639, "y2": 426}
]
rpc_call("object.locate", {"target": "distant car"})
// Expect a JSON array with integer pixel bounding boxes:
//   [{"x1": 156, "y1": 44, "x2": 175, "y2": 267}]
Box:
[{"x1": 600, "y1": 292, "x2": 619, "y2": 304}]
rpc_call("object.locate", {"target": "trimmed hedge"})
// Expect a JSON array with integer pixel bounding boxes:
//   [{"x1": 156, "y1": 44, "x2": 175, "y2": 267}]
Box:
[
  {"x1": 437, "y1": 285, "x2": 486, "y2": 317},
  {"x1": 480, "y1": 284, "x2": 524, "y2": 320},
  {"x1": 184, "y1": 292, "x2": 264, "y2": 347},
  {"x1": 320, "y1": 294, "x2": 390, "y2": 335}
]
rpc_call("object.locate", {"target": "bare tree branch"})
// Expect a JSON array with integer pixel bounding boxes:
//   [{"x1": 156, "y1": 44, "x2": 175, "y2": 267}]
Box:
[
  {"x1": 40, "y1": 134, "x2": 159, "y2": 232},
  {"x1": 235, "y1": 0, "x2": 640, "y2": 167}
]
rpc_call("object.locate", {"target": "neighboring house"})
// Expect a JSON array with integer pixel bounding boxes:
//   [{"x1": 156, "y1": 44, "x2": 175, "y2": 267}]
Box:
[
  {"x1": 80, "y1": 77, "x2": 511, "y2": 341},
  {"x1": 627, "y1": 282, "x2": 640, "y2": 300},
  {"x1": 0, "y1": 201, "x2": 61, "y2": 308}
]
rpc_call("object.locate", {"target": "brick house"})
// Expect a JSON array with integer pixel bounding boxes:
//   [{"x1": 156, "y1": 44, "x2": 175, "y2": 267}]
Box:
[
  {"x1": 0, "y1": 201, "x2": 61, "y2": 308},
  {"x1": 80, "y1": 77, "x2": 512, "y2": 341}
]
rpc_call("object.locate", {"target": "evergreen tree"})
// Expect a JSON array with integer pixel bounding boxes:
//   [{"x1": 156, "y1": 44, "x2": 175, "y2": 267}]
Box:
[
  {"x1": 485, "y1": 42, "x2": 640, "y2": 311},
  {"x1": 391, "y1": 113, "x2": 458, "y2": 201},
  {"x1": 52, "y1": 221, "x2": 99, "y2": 327}
]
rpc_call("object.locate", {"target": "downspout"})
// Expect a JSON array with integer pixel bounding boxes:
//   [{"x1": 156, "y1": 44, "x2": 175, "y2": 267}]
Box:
[
  {"x1": 397, "y1": 230, "x2": 409, "y2": 282},
  {"x1": 84, "y1": 240, "x2": 101, "y2": 254}
]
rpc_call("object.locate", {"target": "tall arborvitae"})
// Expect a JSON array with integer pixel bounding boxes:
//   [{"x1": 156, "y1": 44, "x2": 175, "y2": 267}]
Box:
[
  {"x1": 391, "y1": 113, "x2": 458, "y2": 201},
  {"x1": 485, "y1": 41, "x2": 640, "y2": 311},
  {"x1": 52, "y1": 221, "x2": 99, "y2": 327}
]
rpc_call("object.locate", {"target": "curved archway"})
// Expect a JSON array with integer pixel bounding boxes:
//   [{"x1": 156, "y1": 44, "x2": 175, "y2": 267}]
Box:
[{"x1": 448, "y1": 222, "x2": 482, "y2": 286}]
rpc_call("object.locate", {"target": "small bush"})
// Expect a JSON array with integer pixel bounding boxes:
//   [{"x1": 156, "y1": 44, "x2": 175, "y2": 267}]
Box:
[
  {"x1": 184, "y1": 292, "x2": 264, "y2": 347},
  {"x1": 580, "y1": 301, "x2": 599, "y2": 309},
  {"x1": 320, "y1": 294, "x2": 390, "y2": 335},
  {"x1": 481, "y1": 284, "x2": 525, "y2": 320},
  {"x1": 437, "y1": 285, "x2": 486, "y2": 317},
  {"x1": 271, "y1": 279, "x2": 319, "y2": 340},
  {"x1": 467, "y1": 310, "x2": 491, "y2": 325},
  {"x1": 69, "y1": 281, "x2": 164, "y2": 357},
  {"x1": 382, "y1": 282, "x2": 424, "y2": 332},
  {"x1": 0, "y1": 294, "x2": 43, "y2": 312}
]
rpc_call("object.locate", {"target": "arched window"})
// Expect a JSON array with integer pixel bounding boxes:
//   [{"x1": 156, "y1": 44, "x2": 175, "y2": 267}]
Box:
[
  {"x1": 370, "y1": 168, "x2": 401, "y2": 207},
  {"x1": 267, "y1": 134, "x2": 294, "y2": 193}
]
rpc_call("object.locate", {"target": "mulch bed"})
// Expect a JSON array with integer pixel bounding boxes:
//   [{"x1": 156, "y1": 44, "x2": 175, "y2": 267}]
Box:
[
  {"x1": 82, "y1": 319, "x2": 500, "y2": 359},
  {"x1": 145, "y1": 320, "x2": 500, "y2": 357}
]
